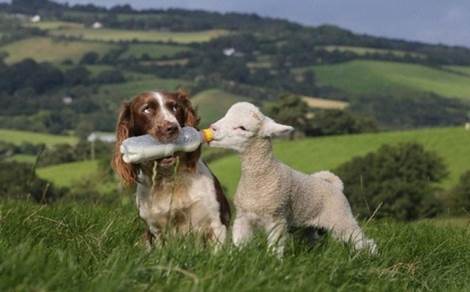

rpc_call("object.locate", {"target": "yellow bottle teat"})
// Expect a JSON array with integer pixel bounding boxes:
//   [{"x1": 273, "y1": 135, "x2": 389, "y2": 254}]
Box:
[{"x1": 201, "y1": 128, "x2": 214, "y2": 143}]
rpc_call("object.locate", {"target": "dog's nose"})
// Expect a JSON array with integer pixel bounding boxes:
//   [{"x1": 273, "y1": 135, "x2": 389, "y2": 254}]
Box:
[{"x1": 165, "y1": 123, "x2": 178, "y2": 136}]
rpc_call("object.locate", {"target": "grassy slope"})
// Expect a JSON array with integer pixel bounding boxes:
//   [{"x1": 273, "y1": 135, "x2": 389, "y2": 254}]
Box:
[
  {"x1": 0, "y1": 129, "x2": 77, "y2": 146},
  {"x1": 1, "y1": 200, "x2": 469, "y2": 291},
  {"x1": 36, "y1": 160, "x2": 99, "y2": 187},
  {"x1": 318, "y1": 45, "x2": 425, "y2": 58},
  {"x1": 191, "y1": 89, "x2": 251, "y2": 127},
  {"x1": 209, "y1": 127, "x2": 470, "y2": 196},
  {"x1": 311, "y1": 60, "x2": 470, "y2": 100},
  {"x1": 50, "y1": 28, "x2": 228, "y2": 43},
  {"x1": 445, "y1": 65, "x2": 470, "y2": 76},
  {"x1": 0, "y1": 37, "x2": 116, "y2": 64}
]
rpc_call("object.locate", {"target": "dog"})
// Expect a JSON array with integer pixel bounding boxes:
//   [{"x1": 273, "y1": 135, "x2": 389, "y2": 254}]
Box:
[{"x1": 112, "y1": 90, "x2": 230, "y2": 248}]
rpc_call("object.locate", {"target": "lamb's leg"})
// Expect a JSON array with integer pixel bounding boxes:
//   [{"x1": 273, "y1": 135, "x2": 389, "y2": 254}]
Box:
[
  {"x1": 265, "y1": 218, "x2": 288, "y2": 257},
  {"x1": 317, "y1": 212, "x2": 377, "y2": 254},
  {"x1": 144, "y1": 226, "x2": 162, "y2": 252},
  {"x1": 232, "y1": 212, "x2": 254, "y2": 247}
]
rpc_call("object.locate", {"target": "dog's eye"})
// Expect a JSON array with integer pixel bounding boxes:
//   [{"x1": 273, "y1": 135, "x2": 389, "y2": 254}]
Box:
[
  {"x1": 142, "y1": 105, "x2": 152, "y2": 114},
  {"x1": 170, "y1": 104, "x2": 178, "y2": 112}
]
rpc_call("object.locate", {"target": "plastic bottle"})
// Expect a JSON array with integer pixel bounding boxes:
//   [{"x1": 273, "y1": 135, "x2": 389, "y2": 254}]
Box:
[{"x1": 120, "y1": 127, "x2": 214, "y2": 164}]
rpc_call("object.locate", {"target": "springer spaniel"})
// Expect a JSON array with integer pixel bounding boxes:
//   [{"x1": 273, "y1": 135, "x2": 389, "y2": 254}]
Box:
[{"x1": 112, "y1": 90, "x2": 230, "y2": 247}]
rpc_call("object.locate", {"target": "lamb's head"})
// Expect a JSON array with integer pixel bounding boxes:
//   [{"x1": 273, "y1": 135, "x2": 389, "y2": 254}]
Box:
[{"x1": 209, "y1": 102, "x2": 294, "y2": 152}]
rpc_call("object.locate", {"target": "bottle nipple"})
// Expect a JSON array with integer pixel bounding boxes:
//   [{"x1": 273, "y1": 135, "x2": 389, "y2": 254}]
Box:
[{"x1": 201, "y1": 128, "x2": 214, "y2": 143}]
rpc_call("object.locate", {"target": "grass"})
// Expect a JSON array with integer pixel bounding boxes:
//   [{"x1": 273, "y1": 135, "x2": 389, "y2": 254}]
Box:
[
  {"x1": 36, "y1": 160, "x2": 99, "y2": 188},
  {"x1": 25, "y1": 20, "x2": 84, "y2": 30},
  {"x1": 209, "y1": 127, "x2": 470, "y2": 196},
  {"x1": 191, "y1": 89, "x2": 251, "y2": 127},
  {"x1": 318, "y1": 45, "x2": 425, "y2": 58},
  {"x1": 50, "y1": 28, "x2": 228, "y2": 43},
  {"x1": 0, "y1": 129, "x2": 77, "y2": 146},
  {"x1": 0, "y1": 200, "x2": 469, "y2": 291},
  {"x1": 7, "y1": 154, "x2": 37, "y2": 163},
  {"x1": 120, "y1": 43, "x2": 191, "y2": 60},
  {"x1": 308, "y1": 60, "x2": 470, "y2": 100},
  {"x1": 444, "y1": 65, "x2": 470, "y2": 76},
  {"x1": 94, "y1": 77, "x2": 190, "y2": 110},
  {"x1": 0, "y1": 37, "x2": 116, "y2": 64}
]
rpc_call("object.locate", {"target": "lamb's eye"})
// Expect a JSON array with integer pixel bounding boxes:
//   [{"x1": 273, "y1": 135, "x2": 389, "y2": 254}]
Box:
[{"x1": 236, "y1": 126, "x2": 248, "y2": 131}]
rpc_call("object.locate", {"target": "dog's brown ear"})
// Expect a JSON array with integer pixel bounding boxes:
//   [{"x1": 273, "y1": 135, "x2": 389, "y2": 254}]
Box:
[
  {"x1": 112, "y1": 102, "x2": 137, "y2": 187},
  {"x1": 177, "y1": 90, "x2": 200, "y2": 128}
]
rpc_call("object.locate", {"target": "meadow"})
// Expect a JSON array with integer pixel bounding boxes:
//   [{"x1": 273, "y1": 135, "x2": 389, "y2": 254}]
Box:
[
  {"x1": 0, "y1": 129, "x2": 77, "y2": 146},
  {"x1": 0, "y1": 200, "x2": 469, "y2": 291},
  {"x1": 49, "y1": 28, "x2": 228, "y2": 43},
  {"x1": 0, "y1": 37, "x2": 116, "y2": 64},
  {"x1": 209, "y1": 127, "x2": 470, "y2": 195},
  {"x1": 309, "y1": 60, "x2": 470, "y2": 100}
]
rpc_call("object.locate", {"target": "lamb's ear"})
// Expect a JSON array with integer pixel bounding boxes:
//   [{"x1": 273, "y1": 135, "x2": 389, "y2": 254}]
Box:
[{"x1": 259, "y1": 117, "x2": 294, "y2": 137}]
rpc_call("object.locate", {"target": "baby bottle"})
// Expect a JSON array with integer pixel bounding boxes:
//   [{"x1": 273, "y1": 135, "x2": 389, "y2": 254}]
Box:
[{"x1": 120, "y1": 127, "x2": 214, "y2": 164}]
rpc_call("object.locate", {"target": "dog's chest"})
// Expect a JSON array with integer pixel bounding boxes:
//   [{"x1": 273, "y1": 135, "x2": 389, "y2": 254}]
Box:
[{"x1": 136, "y1": 176, "x2": 210, "y2": 233}]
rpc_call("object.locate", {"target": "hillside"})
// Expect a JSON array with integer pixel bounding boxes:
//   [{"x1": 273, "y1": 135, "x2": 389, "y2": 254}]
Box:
[
  {"x1": 0, "y1": 129, "x2": 77, "y2": 146},
  {"x1": 209, "y1": 127, "x2": 470, "y2": 196}
]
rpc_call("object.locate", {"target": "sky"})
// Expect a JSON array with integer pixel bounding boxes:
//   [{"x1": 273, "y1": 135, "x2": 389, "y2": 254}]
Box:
[{"x1": 23, "y1": 0, "x2": 470, "y2": 47}]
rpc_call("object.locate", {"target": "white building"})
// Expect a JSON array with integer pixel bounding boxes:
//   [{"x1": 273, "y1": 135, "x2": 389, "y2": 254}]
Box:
[
  {"x1": 92, "y1": 22, "x2": 103, "y2": 29},
  {"x1": 223, "y1": 48, "x2": 236, "y2": 57},
  {"x1": 465, "y1": 122, "x2": 470, "y2": 131},
  {"x1": 87, "y1": 132, "x2": 116, "y2": 143},
  {"x1": 31, "y1": 15, "x2": 41, "y2": 23}
]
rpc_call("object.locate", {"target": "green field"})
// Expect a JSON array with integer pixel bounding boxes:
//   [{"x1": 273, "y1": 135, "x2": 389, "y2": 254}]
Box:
[
  {"x1": 445, "y1": 65, "x2": 470, "y2": 76},
  {"x1": 0, "y1": 129, "x2": 77, "y2": 146},
  {"x1": 36, "y1": 160, "x2": 99, "y2": 187},
  {"x1": 7, "y1": 154, "x2": 37, "y2": 163},
  {"x1": 1, "y1": 200, "x2": 469, "y2": 291},
  {"x1": 318, "y1": 45, "x2": 425, "y2": 58},
  {"x1": 191, "y1": 89, "x2": 251, "y2": 127},
  {"x1": 120, "y1": 43, "x2": 191, "y2": 60},
  {"x1": 0, "y1": 37, "x2": 116, "y2": 64},
  {"x1": 25, "y1": 20, "x2": 84, "y2": 30},
  {"x1": 50, "y1": 28, "x2": 228, "y2": 43},
  {"x1": 209, "y1": 127, "x2": 470, "y2": 196},
  {"x1": 309, "y1": 60, "x2": 470, "y2": 100}
]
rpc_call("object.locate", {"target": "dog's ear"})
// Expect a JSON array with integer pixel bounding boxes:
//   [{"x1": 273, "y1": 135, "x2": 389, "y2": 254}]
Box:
[
  {"x1": 177, "y1": 90, "x2": 200, "y2": 128},
  {"x1": 259, "y1": 117, "x2": 294, "y2": 138},
  {"x1": 112, "y1": 102, "x2": 138, "y2": 187}
]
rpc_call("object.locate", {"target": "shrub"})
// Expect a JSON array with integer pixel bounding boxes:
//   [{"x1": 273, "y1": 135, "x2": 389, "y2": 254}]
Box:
[
  {"x1": 0, "y1": 161, "x2": 65, "y2": 203},
  {"x1": 307, "y1": 109, "x2": 378, "y2": 136},
  {"x1": 450, "y1": 171, "x2": 470, "y2": 215},
  {"x1": 335, "y1": 142, "x2": 447, "y2": 221}
]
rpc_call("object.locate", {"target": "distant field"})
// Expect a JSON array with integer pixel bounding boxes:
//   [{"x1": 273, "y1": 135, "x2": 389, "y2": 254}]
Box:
[
  {"x1": 318, "y1": 45, "x2": 425, "y2": 58},
  {"x1": 302, "y1": 96, "x2": 348, "y2": 110},
  {"x1": 0, "y1": 129, "x2": 77, "y2": 146},
  {"x1": 7, "y1": 154, "x2": 37, "y2": 163},
  {"x1": 25, "y1": 20, "x2": 84, "y2": 30},
  {"x1": 120, "y1": 43, "x2": 191, "y2": 59},
  {"x1": 209, "y1": 127, "x2": 470, "y2": 196},
  {"x1": 36, "y1": 160, "x2": 99, "y2": 187},
  {"x1": 308, "y1": 60, "x2": 470, "y2": 100},
  {"x1": 50, "y1": 28, "x2": 228, "y2": 43},
  {"x1": 95, "y1": 77, "x2": 190, "y2": 109},
  {"x1": 191, "y1": 89, "x2": 251, "y2": 127},
  {"x1": 0, "y1": 37, "x2": 116, "y2": 64},
  {"x1": 444, "y1": 65, "x2": 470, "y2": 76}
]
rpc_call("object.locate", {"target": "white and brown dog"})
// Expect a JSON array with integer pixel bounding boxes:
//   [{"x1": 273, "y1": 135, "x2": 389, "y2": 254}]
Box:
[{"x1": 113, "y1": 90, "x2": 230, "y2": 248}]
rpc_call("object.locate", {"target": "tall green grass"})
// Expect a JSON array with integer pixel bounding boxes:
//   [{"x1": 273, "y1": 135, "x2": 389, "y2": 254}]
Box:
[{"x1": 0, "y1": 200, "x2": 469, "y2": 291}]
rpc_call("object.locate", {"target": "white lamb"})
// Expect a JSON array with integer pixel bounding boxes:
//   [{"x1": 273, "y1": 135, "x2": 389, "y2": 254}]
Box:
[{"x1": 209, "y1": 102, "x2": 377, "y2": 256}]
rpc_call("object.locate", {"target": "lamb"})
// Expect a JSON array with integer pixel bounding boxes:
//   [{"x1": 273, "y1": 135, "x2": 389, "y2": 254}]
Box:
[{"x1": 208, "y1": 102, "x2": 377, "y2": 256}]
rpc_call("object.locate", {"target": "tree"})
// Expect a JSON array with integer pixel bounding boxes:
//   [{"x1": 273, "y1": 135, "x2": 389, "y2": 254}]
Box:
[
  {"x1": 306, "y1": 109, "x2": 378, "y2": 136},
  {"x1": 450, "y1": 171, "x2": 470, "y2": 214},
  {"x1": 80, "y1": 52, "x2": 99, "y2": 65},
  {"x1": 335, "y1": 143, "x2": 447, "y2": 221},
  {"x1": 263, "y1": 95, "x2": 311, "y2": 139}
]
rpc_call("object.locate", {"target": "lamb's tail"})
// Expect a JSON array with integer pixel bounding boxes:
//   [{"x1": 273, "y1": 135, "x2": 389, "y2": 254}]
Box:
[{"x1": 311, "y1": 171, "x2": 344, "y2": 192}]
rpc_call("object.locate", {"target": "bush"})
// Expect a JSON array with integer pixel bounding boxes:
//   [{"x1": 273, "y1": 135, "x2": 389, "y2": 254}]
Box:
[
  {"x1": 450, "y1": 171, "x2": 470, "y2": 215},
  {"x1": 0, "y1": 161, "x2": 65, "y2": 203},
  {"x1": 335, "y1": 143, "x2": 447, "y2": 221},
  {"x1": 306, "y1": 109, "x2": 378, "y2": 136}
]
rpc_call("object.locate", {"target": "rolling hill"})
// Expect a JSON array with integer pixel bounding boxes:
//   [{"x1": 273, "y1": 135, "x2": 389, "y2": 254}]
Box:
[
  {"x1": 36, "y1": 160, "x2": 99, "y2": 187},
  {"x1": 309, "y1": 60, "x2": 470, "y2": 100},
  {"x1": 0, "y1": 129, "x2": 78, "y2": 146},
  {"x1": 209, "y1": 127, "x2": 470, "y2": 196}
]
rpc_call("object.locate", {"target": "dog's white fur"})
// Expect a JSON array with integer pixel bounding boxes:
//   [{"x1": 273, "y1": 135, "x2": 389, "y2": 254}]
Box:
[{"x1": 209, "y1": 102, "x2": 377, "y2": 256}]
